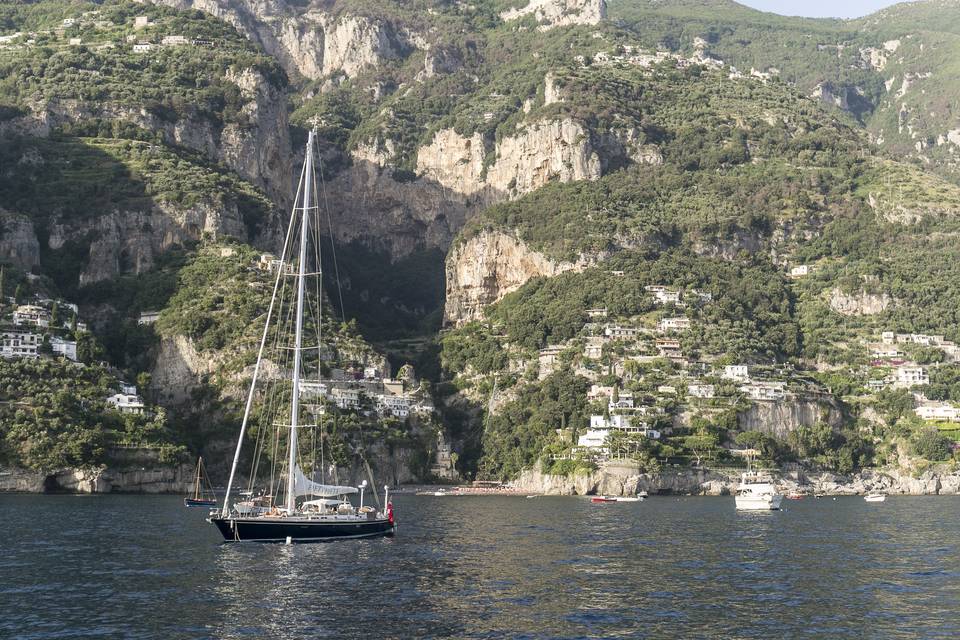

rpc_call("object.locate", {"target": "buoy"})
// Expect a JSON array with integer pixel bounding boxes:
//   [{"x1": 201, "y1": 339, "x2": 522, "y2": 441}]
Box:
[{"x1": 286, "y1": 536, "x2": 292, "y2": 545}]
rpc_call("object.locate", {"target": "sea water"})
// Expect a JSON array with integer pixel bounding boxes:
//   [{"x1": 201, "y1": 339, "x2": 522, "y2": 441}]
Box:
[{"x1": 2, "y1": 494, "x2": 958, "y2": 638}]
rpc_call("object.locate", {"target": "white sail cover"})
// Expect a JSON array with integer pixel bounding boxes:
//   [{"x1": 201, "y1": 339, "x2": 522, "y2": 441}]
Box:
[{"x1": 292, "y1": 465, "x2": 357, "y2": 497}]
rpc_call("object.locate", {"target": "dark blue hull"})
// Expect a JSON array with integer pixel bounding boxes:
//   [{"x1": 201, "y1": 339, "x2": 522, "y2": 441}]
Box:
[
  {"x1": 184, "y1": 498, "x2": 217, "y2": 508},
  {"x1": 211, "y1": 516, "x2": 396, "y2": 542}
]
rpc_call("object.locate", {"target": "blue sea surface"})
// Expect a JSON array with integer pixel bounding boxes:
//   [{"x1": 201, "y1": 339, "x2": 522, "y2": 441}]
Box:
[{"x1": 2, "y1": 494, "x2": 958, "y2": 638}]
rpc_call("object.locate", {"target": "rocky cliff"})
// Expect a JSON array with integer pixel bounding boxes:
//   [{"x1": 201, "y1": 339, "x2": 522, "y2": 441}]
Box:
[
  {"x1": 26, "y1": 68, "x2": 292, "y2": 212},
  {"x1": 500, "y1": 0, "x2": 607, "y2": 30},
  {"x1": 153, "y1": 0, "x2": 419, "y2": 82},
  {"x1": 150, "y1": 335, "x2": 221, "y2": 404},
  {"x1": 513, "y1": 461, "x2": 960, "y2": 496},
  {"x1": 0, "y1": 209, "x2": 40, "y2": 271},
  {"x1": 444, "y1": 229, "x2": 585, "y2": 325},
  {"x1": 60, "y1": 200, "x2": 251, "y2": 286},
  {"x1": 737, "y1": 395, "x2": 845, "y2": 439},
  {"x1": 416, "y1": 119, "x2": 660, "y2": 204}
]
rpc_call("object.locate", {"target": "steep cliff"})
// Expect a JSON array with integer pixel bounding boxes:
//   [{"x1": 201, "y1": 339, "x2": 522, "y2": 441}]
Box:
[
  {"x1": 737, "y1": 395, "x2": 846, "y2": 440},
  {"x1": 31, "y1": 72, "x2": 292, "y2": 212},
  {"x1": 153, "y1": 0, "x2": 418, "y2": 81},
  {"x1": 417, "y1": 119, "x2": 604, "y2": 202},
  {"x1": 0, "y1": 209, "x2": 40, "y2": 271},
  {"x1": 444, "y1": 229, "x2": 585, "y2": 326},
  {"x1": 0, "y1": 136, "x2": 273, "y2": 288},
  {"x1": 500, "y1": 0, "x2": 607, "y2": 30}
]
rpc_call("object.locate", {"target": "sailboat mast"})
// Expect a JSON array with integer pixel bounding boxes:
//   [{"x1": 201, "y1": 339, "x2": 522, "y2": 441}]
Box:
[{"x1": 286, "y1": 129, "x2": 315, "y2": 513}]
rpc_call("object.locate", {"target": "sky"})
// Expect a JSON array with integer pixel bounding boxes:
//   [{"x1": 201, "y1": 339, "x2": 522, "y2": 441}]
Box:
[{"x1": 738, "y1": 0, "x2": 915, "y2": 19}]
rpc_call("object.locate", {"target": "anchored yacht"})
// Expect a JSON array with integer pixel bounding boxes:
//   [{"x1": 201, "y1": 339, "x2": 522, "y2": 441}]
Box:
[
  {"x1": 734, "y1": 451, "x2": 783, "y2": 511},
  {"x1": 208, "y1": 128, "x2": 395, "y2": 542}
]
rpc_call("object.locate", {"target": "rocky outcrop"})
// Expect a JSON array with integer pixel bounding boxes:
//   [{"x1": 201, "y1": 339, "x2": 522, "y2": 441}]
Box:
[
  {"x1": 34, "y1": 66, "x2": 291, "y2": 210},
  {"x1": 416, "y1": 119, "x2": 657, "y2": 204},
  {"x1": 444, "y1": 229, "x2": 585, "y2": 325},
  {"x1": 500, "y1": 0, "x2": 606, "y2": 30},
  {"x1": 48, "y1": 199, "x2": 248, "y2": 285},
  {"x1": 829, "y1": 287, "x2": 892, "y2": 316},
  {"x1": 0, "y1": 209, "x2": 40, "y2": 270},
  {"x1": 320, "y1": 154, "x2": 470, "y2": 259},
  {"x1": 150, "y1": 335, "x2": 220, "y2": 403},
  {"x1": 0, "y1": 457, "x2": 194, "y2": 494},
  {"x1": 738, "y1": 395, "x2": 845, "y2": 439},
  {"x1": 513, "y1": 461, "x2": 960, "y2": 496},
  {"x1": 319, "y1": 13, "x2": 408, "y2": 79},
  {"x1": 154, "y1": 0, "x2": 417, "y2": 81}
]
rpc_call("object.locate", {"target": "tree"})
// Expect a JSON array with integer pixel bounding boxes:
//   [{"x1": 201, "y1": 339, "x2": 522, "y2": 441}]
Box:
[
  {"x1": 137, "y1": 372, "x2": 152, "y2": 400},
  {"x1": 13, "y1": 283, "x2": 24, "y2": 304},
  {"x1": 684, "y1": 429, "x2": 718, "y2": 466},
  {"x1": 50, "y1": 301, "x2": 60, "y2": 328},
  {"x1": 912, "y1": 427, "x2": 953, "y2": 461}
]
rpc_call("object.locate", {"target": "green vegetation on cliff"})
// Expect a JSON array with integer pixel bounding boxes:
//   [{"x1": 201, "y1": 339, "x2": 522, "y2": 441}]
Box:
[{"x1": 0, "y1": 358, "x2": 182, "y2": 471}]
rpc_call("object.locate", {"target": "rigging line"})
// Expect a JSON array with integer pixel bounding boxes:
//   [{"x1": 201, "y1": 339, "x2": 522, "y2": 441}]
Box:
[
  {"x1": 220, "y1": 152, "x2": 305, "y2": 518},
  {"x1": 316, "y1": 152, "x2": 346, "y2": 323}
]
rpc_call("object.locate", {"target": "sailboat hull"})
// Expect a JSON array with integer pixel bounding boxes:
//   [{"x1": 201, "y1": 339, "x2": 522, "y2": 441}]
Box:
[
  {"x1": 184, "y1": 498, "x2": 217, "y2": 508},
  {"x1": 210, "y1": 516, "x2": 396, "y2": 542}
]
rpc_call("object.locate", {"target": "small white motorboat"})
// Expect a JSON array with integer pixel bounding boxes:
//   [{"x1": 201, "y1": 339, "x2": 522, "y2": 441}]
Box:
[{"x1": 864, "y1": 492, "x2": 886, "y2": 503}]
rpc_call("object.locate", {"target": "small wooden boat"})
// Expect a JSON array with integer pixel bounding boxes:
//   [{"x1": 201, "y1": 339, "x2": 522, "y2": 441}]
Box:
[
  {"x1": 786, "y1": 493, "x2": 804, "y2": 500},
  {"x1": 591, "y1": 496, "x2": 617, "y2": 503},
  {"x1": 184, "y1": 457, "x2": 217, "y2": 508},
  {"x1": 591, "y1": 495, "x2": 640, "y2": 503},
  {"x1": 864, "y1": 492, "x2": 886, "y2": 503}
]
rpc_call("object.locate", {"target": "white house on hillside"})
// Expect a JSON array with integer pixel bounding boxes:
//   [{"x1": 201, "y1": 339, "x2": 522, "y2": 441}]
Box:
[
  {"x1": 893, "y1": 366, "x2": 929, "y2": 388},
  {"x1": 722, "y1": 365, "x2": 750, "y2": 382},
  {"x1": 687, "y1": 383, "x2": 715, "y2": 399},
  {"x1": 14, "y1": 304, "x2": 50, "y2": 328},
  {"x1": 0, "y1": 331, "x2": 41, "y2": 359},
  {"x1": 106, "y1": 393, "x2": 146, "y2": 415},
  {"x1": 916, "y1": 403, "x2": 960, "y2": 422},
  {"x1": 50, "y1": 336, "x2": 78, "y2": 361}
]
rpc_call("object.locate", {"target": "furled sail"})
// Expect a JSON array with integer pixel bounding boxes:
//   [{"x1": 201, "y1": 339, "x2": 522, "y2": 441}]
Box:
[{"x1": 292, "y1": 465, "x2": 358, "y2": 497}]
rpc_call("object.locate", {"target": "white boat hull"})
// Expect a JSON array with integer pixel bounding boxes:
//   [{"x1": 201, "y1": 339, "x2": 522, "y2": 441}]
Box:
[
  {"x1": 864, "y1": 494, "x2": 886, "y2": 502},
  {"x1": 735, "y1": 494, "x2": 783, "y2": 510}
]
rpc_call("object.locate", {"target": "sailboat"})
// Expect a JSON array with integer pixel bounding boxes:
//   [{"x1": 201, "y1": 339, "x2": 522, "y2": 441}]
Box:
[
  {"x1": 184, "y1": 456, "x2": 217, "y2": 507},
  {"x1": 209, "y1": 128, "x2": 396, "y2": 542}
]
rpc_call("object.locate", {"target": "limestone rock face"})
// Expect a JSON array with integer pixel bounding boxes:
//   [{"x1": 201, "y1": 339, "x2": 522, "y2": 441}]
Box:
[
  {"x1": 829, "y1": 288, "x2": 892, "y2": 316},
  {"x1": 737, "y1": 396, "x2": 845, "y2": 439},
  {"x1": 500, "y1": 0, "x2": 607, "y2": 29},
  {"x1": 417, "y1": 119, "x2": 602, "y2": 203},
  {"x1": 320, "y1": 14, "x2": 406, "y2": 79},
  {"x1": 512, "y1": 463, "x2": 960, "y2": 496},
  {"x1": 320, "y1": 152, "x2": 470, "y2": 258},
  {"x1": 32, "y1": 67, "x2": 291, "y2": 211},
  {"x1": 444, "y1": 230, "x2": 585, "y2": 325},
  {"x1": 46, "y1": 199, "x2": 248, "y2": 286},
  {"x1": 0, "y1": 209, "x2": 40, "y2": 270},
  {"x1": 154, "y1": 0, "x2": 417, "y2": 81},
  {"x1": 151, "y1": 335, "x2": 220, "y2": 404}
]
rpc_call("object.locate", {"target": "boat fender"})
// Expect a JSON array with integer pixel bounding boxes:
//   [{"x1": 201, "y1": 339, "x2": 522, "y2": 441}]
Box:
[{"x1": 387, "y1": 502, "x2": 394, "y2": 524}]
